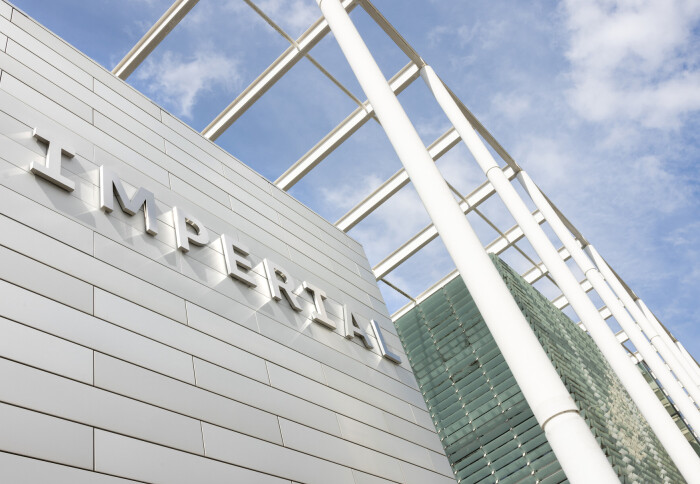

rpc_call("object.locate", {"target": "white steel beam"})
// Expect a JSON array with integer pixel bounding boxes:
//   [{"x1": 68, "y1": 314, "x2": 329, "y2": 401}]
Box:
[
  {"x1": 523, "y1": 247, "x2": 572, "y2": 284},
  {"x1": 393, "y1": 256, "x2": 614, "y2": 328},
  {"x1": 317, "y1": 2, "x2": 618, "y2": 480},
  {"x1": 421, "y1": 62, "x2": 700, "y2": 478},
  {"x1": 576, "y1": 320, "x2": 629, "y2": 344},
  {"x1": 521, "y1": 171, "x2": 700, "y2": 431},
  {"x1": 335, "y1": 127, "x2": 460, "y2": 231},
  {"x1": 444, "y1": 84, "x2": 520, "y2": 172},
  {"x1": 631, "y1": 352, "x2": 644, "y2": 364},
  {"x1": 358, "y1": 0, "x2": 424, "y2": 67},
  {"x1": 112, "y1": 0, "x2": 199, "y2": 80},
  {"x1": 359, "y1": 0, "x2": 521, "y2": 173},
  {"x1": 201, "y1": 0, "x2": 358, "y2": 140},
  {"x1": 372, "y1": 166, "x2": 515, "y2": 280},
  {"x1": 243, "y1": 0, "x2": 366, "y2": 110},
  {"x1": 677, "y1": 341, "x2": 700, "y2": 382},
  {"x1": 595, "y1": 258, "x2": 700, "y2": 396},
  {"x1": 275, "y1": 62, "x2": 419, "y2": 191},
  {"x1": 616, "y1": 329, "x2": 629, "y2": 344},
  {"x1": 486, "y1": 210, "x2": 544, "y2": 253},
  {"x1": 391, "y1": 214, "x2": 546, "y2": 320},
  {"x1": 552, "y1": 279, "x2": 593, "y2": 310},
  {"x1": 523, "y1": 248, "x2": 616, "y2": 324},
  {"x1": 635, "y1": 297, "x2": 700, "y2": 391}
]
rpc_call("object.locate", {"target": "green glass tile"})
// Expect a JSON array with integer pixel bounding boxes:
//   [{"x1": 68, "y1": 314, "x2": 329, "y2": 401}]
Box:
[
  {"x1": 537, "y1": 466, "x2": 567, "y2": 484},
  {"x1": 498, "y1": 464, "x2": 535, "y2": 484},
  {"x1": 497, "y1": 457, "x2": 534, "y2": 483},
  {"x1": 458, "y1": 460, "x2": 494, "y2": 484}
]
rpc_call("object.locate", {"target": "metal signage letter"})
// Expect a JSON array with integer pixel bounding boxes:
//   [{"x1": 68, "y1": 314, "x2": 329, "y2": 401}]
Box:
[
  {"x1": 263, "y1": 259, "x2": 303, "y2": 312},
  {"x1": 30, "y1": 128, "x2": 75, "y2": 192},
  {"x1": 99, "y1": 166, "x2": 159, "y2": 235},
  {"x1": 370, "y1": 319, "x2": 401, "y2": 364},
  {"x1": 300, "y1": 281, "x2": 335, "y2": 329},
  {"x1": 173, "y1": 206, "x2": 209, "y2": 252},
  {"x1": 342, "y1": 305, "x2": 374, "y2": 349},
  {"x1": 221, "y1": 234, "x2": 256, "y2": 287}
]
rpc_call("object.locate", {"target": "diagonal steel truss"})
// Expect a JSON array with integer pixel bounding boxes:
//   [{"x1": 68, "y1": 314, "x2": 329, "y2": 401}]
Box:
[{"x1": 112, "y1": 0, "x2": 700, "y2": 450}]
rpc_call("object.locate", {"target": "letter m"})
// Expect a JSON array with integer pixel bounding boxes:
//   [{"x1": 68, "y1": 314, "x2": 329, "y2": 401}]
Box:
[{"x1": 99, "y1": 166, "x2": 158, "y2": 235}]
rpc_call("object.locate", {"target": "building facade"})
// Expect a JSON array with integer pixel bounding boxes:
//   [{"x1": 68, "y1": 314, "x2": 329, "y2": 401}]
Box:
[
  {"x1": 395, "y1": 255, "x2": 696, "y2": 483},
  {"x1": 2, "y1": 1, "x2": 700, "y2": 483},
  {"x1": 0, "y1": 3, "x2": 455, "y2": 483}
]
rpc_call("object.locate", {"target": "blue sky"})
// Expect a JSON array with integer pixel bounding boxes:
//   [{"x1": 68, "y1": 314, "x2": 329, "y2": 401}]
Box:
[{"x1": 11, "y1": 0, "x2": 700, "y2": 359}]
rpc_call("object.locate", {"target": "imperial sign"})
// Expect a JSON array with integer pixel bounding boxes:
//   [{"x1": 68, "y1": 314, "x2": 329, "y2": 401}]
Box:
[{"x1": 29, "y1": 127, "x2": 401, "y2": 365}]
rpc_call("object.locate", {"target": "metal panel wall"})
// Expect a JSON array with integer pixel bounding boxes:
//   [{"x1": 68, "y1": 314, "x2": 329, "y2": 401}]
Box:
[{"x1": 0, "y1": 2, "x2": 453, "y2": 482}]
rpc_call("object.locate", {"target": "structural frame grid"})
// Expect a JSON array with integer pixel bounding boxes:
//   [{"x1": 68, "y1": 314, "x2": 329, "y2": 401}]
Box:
[{"x1": 110, "y1": 0, "x2": 700, "y2": 482}]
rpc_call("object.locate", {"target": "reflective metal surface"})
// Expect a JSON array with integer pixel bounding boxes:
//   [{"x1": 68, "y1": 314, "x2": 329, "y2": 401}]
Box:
[
  {"x1": 30, "y1": 127, "x2": 75, "y2": 192},
  {"x1": 370, "y1": 319, "x2": 401, "y2": 364},
  {"x1": 300, "y1": 281, "x2": 336, "y2": 329},
  {"x1": 342, "y1": 305, "x2": 374, "y2": 349},
  {"x1": 263, "y1": 259, "x2": 303, "y2": 312},
  {"x1": 173, "y1": 206, "x2": 209, "y2": 252},
  {"x1": 0, "y1": 3, "x2": 440, "y2": 482},
  {"x1": 220, "y1": 233, "x2": 257, "y2": 288},
  {"x1": 99, "y1": 166, "x2": 159, "y2": 236}
]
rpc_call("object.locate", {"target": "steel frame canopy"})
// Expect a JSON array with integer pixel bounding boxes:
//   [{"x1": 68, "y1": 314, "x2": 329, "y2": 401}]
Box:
[{"x1": 113, "y1": 0, "x2": 700, "y2": 482}]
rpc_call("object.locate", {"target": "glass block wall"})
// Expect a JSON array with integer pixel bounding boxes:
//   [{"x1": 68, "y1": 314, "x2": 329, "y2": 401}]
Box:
[
  {"x1": 395, "y1": 254, "x2": 689, "y2": 483},
  {"x1": 639, "y1": 361, "x2": 700, "y2": 456}
]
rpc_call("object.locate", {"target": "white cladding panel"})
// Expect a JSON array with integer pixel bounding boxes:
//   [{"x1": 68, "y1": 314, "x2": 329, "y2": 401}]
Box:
[{"x1": 0, "y1": 2, "x2": 453, "y2": 483}]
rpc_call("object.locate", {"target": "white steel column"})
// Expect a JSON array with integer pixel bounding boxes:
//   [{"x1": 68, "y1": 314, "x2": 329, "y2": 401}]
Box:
[
  {"x1": 518, "y1": 170, "x2": 700, "y2": 433},
  {"x1": 315, "y1": 1, "x2": 618, "y2": 482},
  {"x1": 112, "y1": 0, "x2": 199, "y2": 80},
  {"x1": 638, "y1": 298, "x2": 700, "y2": 387},
  {"x1": 420, "y1": 64, "x2": 700, "y2": 482},
  {"x1": 635, "y1": 296, "x2": 700, "y2": 391},
  {"x1": 676, "y1": 341, "x2": 700, "y2": 382},
  {"x1": 588, "y1": 246, "x2": 700, "y2": 396}
]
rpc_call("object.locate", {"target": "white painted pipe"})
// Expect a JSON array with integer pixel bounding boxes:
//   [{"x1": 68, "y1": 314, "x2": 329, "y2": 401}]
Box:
[
  {"x1": 635, "y1": 296, "x2": 700, "y2": 391},
  {"x1": 518, "y1": 170, "x2": 700, "y2": 435},
  {"x1": 638, "y1": 298, "x2": 700, "y2": 387},
  {"x1": 588, "y1": 246, "x2": 700, "y2": 398},
  {"x1": 676, "y1": 341, "x2": 700, "y2": 383},
  {"x1": 420, "y1": 64, "x2": 700, "y2": 482},
  {"x1": 315, "y1": 1, "x2": 618, "y2": 482}
]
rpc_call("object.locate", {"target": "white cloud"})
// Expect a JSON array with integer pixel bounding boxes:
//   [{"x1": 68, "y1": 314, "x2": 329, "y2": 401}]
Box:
[
  {"x1": 426, "y1": 19, "x2": 505, "y2": 70},
  {"x1": 434, "y1": 147, "x2": 490, "y2": 198},
  {"x1": 491, "y1": 91, "x2": 532, "y2": 121},
  {"x1": 513, "y1": 136, "x2": 579, "y2": 189},
  {"x1": 243, "y1": 0, "x2": 319, "y2": 36},
  {"x1": 664, "y1": 221, "x2": 700, "y2": 247},
  {"x1": 428, "y1": 19, "x2": 507, "y2": 51},
  {"x1": 414, "y1": 116, "x2": 452, "y2": 141},
  {"x1": 135, "y1": 50, "x2": 241, "y2": 118},
  {"x1": 265, "y1": 0, "x2": 319, "y2": 33},
  {"x1": 615, "y1": 155, "x2": 690, "y2": 214},
  {"x1": 343, "y1": 184, "x2": 431, "y2": 264},
  {"x1": 562, "y1": 0, "x2": 700, "y2": 128},
  {"x1": 319, "y1": 172, "x2": 385, "y2": 213},
  {"x1": 184, "y1": 0, "x2": 318, "y2": 36}
]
